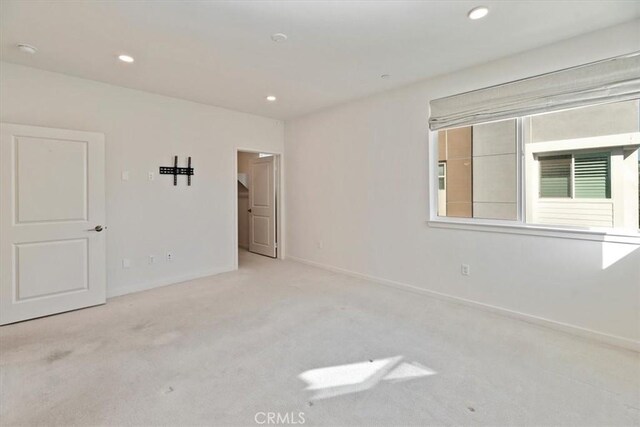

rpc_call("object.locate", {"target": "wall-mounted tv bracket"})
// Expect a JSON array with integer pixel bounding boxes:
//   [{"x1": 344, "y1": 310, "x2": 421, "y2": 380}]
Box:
[{"x1": 159, "y1": 156, "x2": 194, "y2": 186}]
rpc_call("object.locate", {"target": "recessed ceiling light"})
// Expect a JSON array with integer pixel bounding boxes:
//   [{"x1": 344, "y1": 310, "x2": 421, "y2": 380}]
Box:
[
  {"x1": 17, "y1": 43, "x2": 37, "y2": 54},
  {"x1": 118, "y1": 54, "x2": 135, "y2": 63},
  {"x1": 271, "y1": 33, "x2": 288, "y2": 43},
  {"x1": 266, "y1": 95, "x2": 277, "y2": 102},
  {"x1": 468, "y1": 6, "x2": 489, "y2": 20},
  {"x1": 381, "y1": 74, "x2": 391, "y2": 79}
]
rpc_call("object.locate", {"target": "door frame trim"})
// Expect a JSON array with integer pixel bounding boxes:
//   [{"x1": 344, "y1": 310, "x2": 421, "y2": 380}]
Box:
[{"x1": 234, "y1": 148, "x2": 284, "y2": 268}]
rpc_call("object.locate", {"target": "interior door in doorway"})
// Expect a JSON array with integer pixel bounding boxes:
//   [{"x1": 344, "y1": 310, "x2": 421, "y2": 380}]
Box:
[
  {"x1": 0, "y1": 123, "x2": 106, "y2": 325},
  {"x1": 248, "y1": 155, "x2": 277, "y2": 258}
]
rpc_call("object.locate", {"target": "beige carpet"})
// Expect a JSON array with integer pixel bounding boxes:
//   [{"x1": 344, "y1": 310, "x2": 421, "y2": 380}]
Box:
[{"x1": 1, "y1": 250, "x2": 638, "y2": 426}]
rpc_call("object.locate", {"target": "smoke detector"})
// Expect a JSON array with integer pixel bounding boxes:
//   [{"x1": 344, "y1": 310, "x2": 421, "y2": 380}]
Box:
[{"x1": 271, "y1": 33, "x2": 288, "y2": 43}]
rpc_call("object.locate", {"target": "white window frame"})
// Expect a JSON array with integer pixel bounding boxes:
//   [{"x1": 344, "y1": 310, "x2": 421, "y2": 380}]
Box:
[{"x1": 427, "y1": 119, "x2": 640, "y2": 245}]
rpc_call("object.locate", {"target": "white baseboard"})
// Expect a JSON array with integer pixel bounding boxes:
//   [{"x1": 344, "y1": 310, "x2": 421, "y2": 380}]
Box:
[
  {"x1": 287, "y1": 255, "x2": 640, "y2": 352},
  {"x1": 107, "y1": 266, "x2": 235, "y2": 298}
]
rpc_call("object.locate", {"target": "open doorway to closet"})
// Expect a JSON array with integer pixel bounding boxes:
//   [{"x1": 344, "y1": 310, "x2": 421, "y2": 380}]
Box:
[{"x1": 236, "y1": 150, "x2": 282, "y2": 265}]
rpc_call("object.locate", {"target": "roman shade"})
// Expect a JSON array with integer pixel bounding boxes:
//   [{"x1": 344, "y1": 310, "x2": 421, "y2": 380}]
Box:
[{"x1": 429, "y1": 52, "x2": 640, "y2": 131}]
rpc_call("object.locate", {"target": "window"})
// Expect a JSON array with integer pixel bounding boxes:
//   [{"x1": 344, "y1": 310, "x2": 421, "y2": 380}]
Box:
[
  {"x1": 436, "y1": 119, "x2": 518, "y2": 220},
  {"x1": 438, "y1": 162, "x2": 446, "y2": 190},
  {"x1": 437, "y1": 162, "x2": 447, "y2": 217},
  {"x1": 434, "y1": 99, "x2": 640, "y2": 233},
  {"x1": 538, "y1": 152, "x2": 611, "y2": 199},
  {"x1": 574, "y1": 152, "x2": 610, "y2": 199},
  {"x1": 429, "y1": 52, "x2": 639, "y2": 237},
  {"x1": 539, "y1": 155, "x2": 571, "y2": 198}
]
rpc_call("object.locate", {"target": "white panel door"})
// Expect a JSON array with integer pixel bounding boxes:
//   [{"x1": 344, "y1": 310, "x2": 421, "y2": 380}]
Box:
[
  {"x1": 249, "y1": 156, "x2": 276, "y2": 258},
  {"x1": 0, "y1": 123, "x2": 106, "y2": 324}
]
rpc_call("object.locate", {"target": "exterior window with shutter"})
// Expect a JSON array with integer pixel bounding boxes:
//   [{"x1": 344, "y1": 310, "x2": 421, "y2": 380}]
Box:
[
  {"x1": 539, "y1": 155, "x2": 571, "y2": 198},
  {"x1": 539, "y1": 152, "x2": 611, "y2": 199},
  {"x1": 438, "y1": 162, "x2": 446, "y2": 190},
  {"x1": 574, "y1": 152, "x2": 610, "y2": 199}
]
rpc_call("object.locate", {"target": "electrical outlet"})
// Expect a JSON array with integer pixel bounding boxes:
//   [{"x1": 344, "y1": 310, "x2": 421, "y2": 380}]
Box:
[
  {"x1": 148, "y1": 255, "x2": 155, "y2": 265},
  {"x1": 317, "y1": 240, "x2": 324, "y2": 249},
  {"x1": 121, "y1": 171, "x2": 130, "y2": 181},
  {"x1": 166, "y1": 251, "x2": 173, "y2": 262},
  {"x1": 461, "y1": 264, "x2": 470, "y2": 276},
  {"x1": 122, "y1": 258, "x2": 131, "y2": 269},
  {"x1": 148, "y1": 172, "x2": 155, "y2": 181}
]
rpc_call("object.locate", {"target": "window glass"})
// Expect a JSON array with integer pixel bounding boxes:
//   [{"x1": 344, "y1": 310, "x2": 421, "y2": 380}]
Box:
[
  {"x1": 539, "y1": 155, "x2": 571, "y2": 198},
  {"x1": 436, "y1": 119, "x2": 517, "y2": 220},
  {"x1": 434, "y1": 99, "x2": 640, "y2": 232},
  {"x1": 438, "y1": 163, "x2": 446, "y2": 190},
  {"x1": 574, "y1": 152, "x2": 610, "y2": 199},
  {"x1": 525, "y1": 100, "x2": 638, "y2": 230}
]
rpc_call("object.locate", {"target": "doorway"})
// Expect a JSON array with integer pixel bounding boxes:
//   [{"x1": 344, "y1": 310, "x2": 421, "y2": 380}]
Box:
[{"x1": 235, "y1": 150, "x2": 282, "y2": 266}]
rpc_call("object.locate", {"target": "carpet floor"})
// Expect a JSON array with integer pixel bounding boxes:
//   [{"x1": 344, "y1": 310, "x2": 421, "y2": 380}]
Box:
[{"x1": 1, "y1": 250, "x2": 638, "y2": 426}]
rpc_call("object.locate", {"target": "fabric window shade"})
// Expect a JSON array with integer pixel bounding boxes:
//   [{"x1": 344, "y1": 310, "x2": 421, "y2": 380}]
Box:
[
  {"x1": 539, "y1": 155, "x2": 571, "y2": 198},
  {"x1": 574, "y1": 152, "x2": 610, "y2": 199},
  {"x1": 429, "y1": 52, "x2": 640, "y2": 130}
]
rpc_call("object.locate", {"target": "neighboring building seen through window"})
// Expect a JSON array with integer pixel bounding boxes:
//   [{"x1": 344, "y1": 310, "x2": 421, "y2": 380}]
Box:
[
  {"x1": 436, "y1": 99, "x2": 640, "y2": 232},
  {"x1": 437, "y1": 119, "x2": 517, "y2": 220},
  {"x1": 525, "y1": 100, "x2": 638, "y2": 230}
]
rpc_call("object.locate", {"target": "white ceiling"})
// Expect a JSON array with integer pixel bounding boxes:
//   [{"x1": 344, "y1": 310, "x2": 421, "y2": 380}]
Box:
[{"x1": 1, "y1": 1, "x2": 638, "y2": 120}]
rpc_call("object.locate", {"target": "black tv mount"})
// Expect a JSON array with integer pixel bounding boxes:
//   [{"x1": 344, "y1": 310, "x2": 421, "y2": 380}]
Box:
[{"x1": 159, "y1": 156, "x2": 194, "y2": 186}]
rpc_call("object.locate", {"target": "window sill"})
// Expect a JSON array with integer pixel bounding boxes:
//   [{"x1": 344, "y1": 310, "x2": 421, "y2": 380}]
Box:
[{"x1": 427, "y1": 219, "x2": 640, "y2": 245}]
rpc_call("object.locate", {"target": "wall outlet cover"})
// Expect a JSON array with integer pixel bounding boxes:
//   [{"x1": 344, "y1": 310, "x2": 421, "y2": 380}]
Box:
[{"x1": 461, "y1": 264, "x2": 470, "y2": 276}]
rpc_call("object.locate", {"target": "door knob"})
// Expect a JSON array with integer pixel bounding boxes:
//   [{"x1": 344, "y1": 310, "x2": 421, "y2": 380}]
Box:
[
  {"x1": 88, "y1": 225, "x2": 105, "y2": 232},
  {"x1": 248, "y1": 209, "x2": 252, "y2": 213}
]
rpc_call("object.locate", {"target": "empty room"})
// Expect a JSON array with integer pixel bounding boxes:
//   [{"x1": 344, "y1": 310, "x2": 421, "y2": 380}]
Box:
[{"x1": 0, "y1": 1, "x2": 639, "y2": 426}]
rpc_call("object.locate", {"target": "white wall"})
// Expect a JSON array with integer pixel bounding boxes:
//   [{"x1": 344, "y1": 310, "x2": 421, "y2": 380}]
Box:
[
  {"x1": 285, "y1": 21, "x2": 640, "y2": 348},
  {"x1": 0, "y1": 62, "x2": 284, "y2": 297}
]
